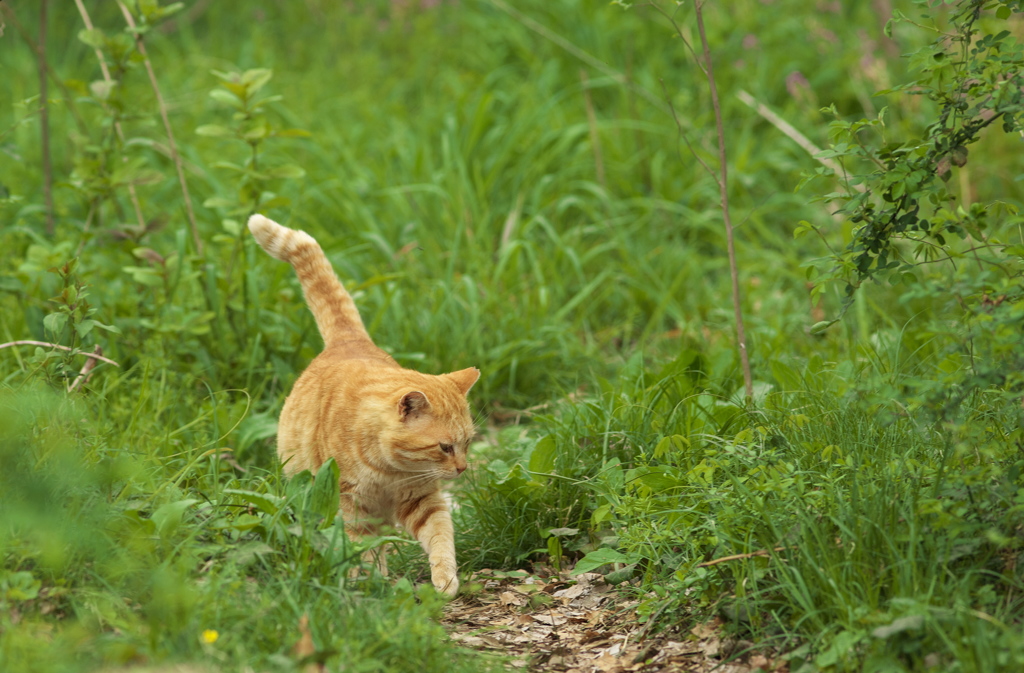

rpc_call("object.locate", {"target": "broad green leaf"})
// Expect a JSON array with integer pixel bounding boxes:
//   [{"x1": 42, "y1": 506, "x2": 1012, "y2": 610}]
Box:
[
  {"x1": 240, "y1": 68, "x2": 273, "y2": 95},
  {"x1": 528, "y1": 435, "x2": 557, "y2": 475},
  {"x1": 209, "y1": 89, "x2": 243, "y2": 109},
  {"x1": 151, "y1": 498, "x2": 199, "y2": 540},
  {"x1": 75, "y1": 320, "x2": 95, "y2": 339},
  {"x1": 572, "y1": 547, "x2": 633, "y2": 575},
  {"x1": 223, "y1": 488, "x2": 283, "y2": 515},
  {"x1": 78, "y1": 29, "x2": 106, "y2": 49},
  {"x1": 91, "y1": 320, "x2": 121, "y2": 334},
  {"x1": 43, "y1": 312, "x2": 67, "y2": 335}
]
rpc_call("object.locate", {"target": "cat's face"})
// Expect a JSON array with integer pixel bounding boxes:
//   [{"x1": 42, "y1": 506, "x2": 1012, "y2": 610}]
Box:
[{"x1": 380, "y1": 368, "x2": 479, "y2": 480}]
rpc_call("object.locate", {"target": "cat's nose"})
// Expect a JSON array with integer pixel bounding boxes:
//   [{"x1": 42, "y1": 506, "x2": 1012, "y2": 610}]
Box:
[{"x1": 456, "y1": 464, "x2": 467, "y2": 475}]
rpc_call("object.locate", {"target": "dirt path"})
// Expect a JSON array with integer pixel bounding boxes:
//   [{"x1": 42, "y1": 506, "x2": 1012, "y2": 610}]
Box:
[{"x1": 442, "y1": 570, "x2": 787, "y2": 673}]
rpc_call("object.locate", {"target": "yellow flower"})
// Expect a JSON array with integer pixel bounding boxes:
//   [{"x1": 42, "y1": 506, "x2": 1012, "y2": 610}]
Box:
[{"x1": 201, "y1": 629, "x2": 219, "y2": 644}]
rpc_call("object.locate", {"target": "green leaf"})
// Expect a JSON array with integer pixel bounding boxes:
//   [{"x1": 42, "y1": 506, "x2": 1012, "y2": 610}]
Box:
[
  {"x1": 75, "y1": 320, "x2": 95, "y2": 339},
  {"x1": 203, "y1": 197, "x2": 237, "y2": 209},
  {"x1": 308, "y1": 457, "x2": 340, "y2": 524},
  {"x1": 195, "y1": 124, "x2": 234, "y2": 138},
  {"x1": 276, "y1": 128, "x2": 313, "y2": 138},
  {"x1": 240, "y1": 68, "x2": 273, "y2": 95},
  {"x1": 810, "y1": 320, "x2": 834, "y2": 335},
  {"x1": 2, "y1": 571, "x2": 41, "y2": 601},
  {"x1": 223, "y1": 488, "x2": 283, "y2": 515},
  {"x1": 997, "y1": 5, "x2": 1011, "y2": 19},
  {"x1": 89, "y1": 80, "x2": 115, "y2": 101},
  {"x1": 151, "y1": 498, "x2": 199, "y2": 540},
  {"x1": 77, "y1": 28, "x2": 106, "y2": 49},
  {"x1": 209, "y1": 89, "x2": 243, "y2": 109},
  {"x1": 266, "y1": 164, "x2": 306, "y2": 179},
  {"x1": 123, "y1": 266, "x2": 164, "y2": 287},
  {"x1": 604, "y1": 564, "x2": 636, "y2": 585},
  {"x1": 91, "y1": 320, "x2": 121, "y2": 334},
  {"x1": 572, "y1": 548, "x2": 633, "y2": 575},
  {"x1": 528, "y1": 435, "x2": 557, "y2": 475},
  {"x1": 43, "y1": 312, "x2": 68, "y2": 336},
  {"x1": 243, "y1": 121, "x2": 271, "y2": 141}
]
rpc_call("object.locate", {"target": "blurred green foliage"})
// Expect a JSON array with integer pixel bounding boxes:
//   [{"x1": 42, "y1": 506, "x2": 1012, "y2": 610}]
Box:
[{"x1": 2, "y1": 0, "x2": 1024, "y2": 671}]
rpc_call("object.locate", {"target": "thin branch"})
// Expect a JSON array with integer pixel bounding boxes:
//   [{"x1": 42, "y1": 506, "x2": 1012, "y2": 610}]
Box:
[
  {"x1": 0, "y1": 341, "x2": 121, "y2": 367},
  {"x1": 74, "y1": 0, "x2": 148, "y2": 235},
  {"x1": 695, "y1": 0, "x2": 753, "y2": 402},
  {"x1": 660, "y1": 79, "x2": 718, "y2": 185},
  {"x1": 697, "y1": 546, "x2": 789, "y2": 568},
  {"x1": 645, "y1": 2, "x2": 707, "y2": 78},
  {"x1": 67, "y1": 345, "x2": 102, "y2": 392},
  {"x1": 116, "y1": 1, "x2": 203, "y2": 255},
  {"x1": 736, "y1": 89, "x2": 866, "y2": 193},
  {"x1": 38, "y1": 0, "x2": 54, "y2": 236}
]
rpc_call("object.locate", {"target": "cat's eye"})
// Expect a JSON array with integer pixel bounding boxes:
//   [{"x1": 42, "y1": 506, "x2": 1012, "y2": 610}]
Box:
[{"x1": 440, "y1": 443, "x2": 455, "y2": 455}]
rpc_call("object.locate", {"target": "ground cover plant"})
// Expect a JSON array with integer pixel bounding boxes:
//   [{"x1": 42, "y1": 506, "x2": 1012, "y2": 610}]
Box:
[{"x1": 1, "y1": 1, "x2": 1023, "y2": 671}]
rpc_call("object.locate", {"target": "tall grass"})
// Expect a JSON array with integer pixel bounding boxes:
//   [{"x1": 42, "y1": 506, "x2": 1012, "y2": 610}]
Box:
[{"x1": 2, "y1": 1, "x2": 1023, "y2": 672}]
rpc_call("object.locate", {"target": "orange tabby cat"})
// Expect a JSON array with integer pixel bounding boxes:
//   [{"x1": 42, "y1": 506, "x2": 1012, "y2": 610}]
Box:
[{"x1": 248, "y1": 214, "x2": 479, "y2": 596}]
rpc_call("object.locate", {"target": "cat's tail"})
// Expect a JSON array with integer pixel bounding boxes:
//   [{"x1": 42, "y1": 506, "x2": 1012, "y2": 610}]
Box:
[{"x1": 248, "y1": 214, "x2": 369, "y2": 345}]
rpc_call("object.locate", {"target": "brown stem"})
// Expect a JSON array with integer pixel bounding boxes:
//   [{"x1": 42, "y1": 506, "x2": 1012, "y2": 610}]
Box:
[
  {"x1": 67, "y1": 345, "x2": 101, "y2": 392},
  {"x1": 116, "y1": 1, "x2": 203, "y2": 255},
  {"x1": 0, "y1": 341, "x2": 121, "y2": 367},
  {"x1": 696, "y1": 546, "x2": 789, "y2": 568},
  {"x1": 74, "y1": 0, "x2": 148, "y2": 235},
  {"x1": 38, "y1": 0, "x2": 54, "y2": 236},
  {"x1": 579, "y1": 69, "x2": 606, "y2": 189},
  {"x1": 695, "y1": 1, "x2": 753, "y2": 402}
]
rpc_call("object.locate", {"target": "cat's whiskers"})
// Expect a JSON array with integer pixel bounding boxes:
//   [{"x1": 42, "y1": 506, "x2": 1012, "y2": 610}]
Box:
[{"x1": 394, "y1": 469, "x2": 443, "y2": 487}]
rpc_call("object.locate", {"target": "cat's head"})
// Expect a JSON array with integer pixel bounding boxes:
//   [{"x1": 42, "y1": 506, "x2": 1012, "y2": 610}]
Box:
[{"x1": 380, "y1": 367, "x2": 480, "y2": 479}]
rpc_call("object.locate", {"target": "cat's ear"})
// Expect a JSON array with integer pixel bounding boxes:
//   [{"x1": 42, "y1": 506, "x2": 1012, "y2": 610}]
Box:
[
  {"x1": 445, "y1": 367, "x2": 480, "y2": 396},
  {"x1": 399, "y1": 390, "x2": 431, "y2": 420}
]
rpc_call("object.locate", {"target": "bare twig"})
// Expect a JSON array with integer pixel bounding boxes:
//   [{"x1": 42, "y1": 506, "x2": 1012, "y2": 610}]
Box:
[
  {"x1": 116, "y1": 1, "x2": 203, "y2": 255},
  {"x1": 0, "y1": 340, "x2": 121, "y2": 367},
  {"x1": 67, "y1": 345, "x2": 102, "y2": 391},
  {"x1": 579, "y1": 69, "x2": 606, "y2": 188},
  {"x1": 694, "y1": 1, "x2": 753, "y2": 402},
  {"x1": 38, "y1": 0, "x2": 54, "y2": 236},
  {"x1": 660, "y1": 79, "x2": 717, "y2": 182},
  {"x1": 74, "y1": 0, "x2": 148, "y2": 235},
  {"x1": 736, "y1": 89, "x2": 865, "y2": 191},
  {"x1": 696, "y1": 546, "x2": 789, "y2": 568}
]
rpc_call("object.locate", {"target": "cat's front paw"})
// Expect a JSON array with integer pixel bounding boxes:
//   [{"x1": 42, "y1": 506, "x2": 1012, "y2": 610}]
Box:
[{"x1": 431, "y1": 567, "x2": 460, "y2": 596}]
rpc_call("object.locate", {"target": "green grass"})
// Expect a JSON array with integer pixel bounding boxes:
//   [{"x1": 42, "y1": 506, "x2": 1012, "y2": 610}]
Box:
[{"x1": 2, "y1": 1, "x2": 1024, "y2": 671}]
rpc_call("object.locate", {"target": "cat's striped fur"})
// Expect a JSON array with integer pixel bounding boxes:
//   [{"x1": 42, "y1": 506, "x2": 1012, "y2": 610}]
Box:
[{"x1": 248, "y1": 214, "x2": 479, "y2": 595}]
